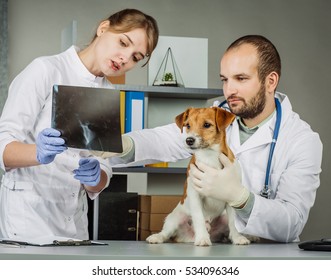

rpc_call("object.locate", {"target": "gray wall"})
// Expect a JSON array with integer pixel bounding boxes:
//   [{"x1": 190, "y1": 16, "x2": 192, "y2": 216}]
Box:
[{"x1": 7, "y1": 0, "x2": 331, "y2": 241}]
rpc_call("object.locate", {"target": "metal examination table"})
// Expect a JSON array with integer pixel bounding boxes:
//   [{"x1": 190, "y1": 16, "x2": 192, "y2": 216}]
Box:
[{"x1": 0, "y1": 241, "x2": 330, "y2": 260}]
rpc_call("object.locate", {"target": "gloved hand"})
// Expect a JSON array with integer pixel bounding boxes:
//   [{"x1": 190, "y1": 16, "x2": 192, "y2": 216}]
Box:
[
  {"x1": 190, "y1": 153, "x2": 250, "y2": 208},
  {"x1": 36, "y1": 128, "x2": 67, "y2": 164},
  {"x1": 73, "y1": 158, "x2": 101, "y2": 187},
  {"x1": 91, "y1": 135, "x2": 134, "y2": 159}
]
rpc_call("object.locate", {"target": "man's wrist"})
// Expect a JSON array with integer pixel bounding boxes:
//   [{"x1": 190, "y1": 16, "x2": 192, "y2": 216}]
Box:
[
  {"x1": 90, "y1": 135, "x2": 134, "y2": 160},
  {"x1": 234, "y1": 192, "x2": 255, "y2": 221},
  {"x1": 119, "y1": 136, "x2": 134, "y2": 159},
  {"x1": 229, "y1": 187, "x2": 250, "y2": 208}
]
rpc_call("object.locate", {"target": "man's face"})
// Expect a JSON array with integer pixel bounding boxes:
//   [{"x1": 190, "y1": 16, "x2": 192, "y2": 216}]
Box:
[{"x1": 220, "y1": 44, "x2": 266, "y2": 120}]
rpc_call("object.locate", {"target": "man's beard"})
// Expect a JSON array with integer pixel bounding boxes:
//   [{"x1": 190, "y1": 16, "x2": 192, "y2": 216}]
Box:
[{"x1": 228, "y1": 83, "x2": 266, "y2": 119}]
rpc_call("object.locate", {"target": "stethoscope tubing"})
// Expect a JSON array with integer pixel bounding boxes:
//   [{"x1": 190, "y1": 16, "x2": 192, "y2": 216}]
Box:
[{"x1": 218, "y1": 98, "x2": 282, "y2": 199}]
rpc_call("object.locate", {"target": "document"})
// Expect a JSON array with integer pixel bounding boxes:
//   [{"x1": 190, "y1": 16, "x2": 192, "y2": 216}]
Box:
[
  {"x1": 124, "y1": 91, "x2": 144, "y2": 132},
  {"x1": 0, "y1": 236, "x2": 107, "y2": 247}
]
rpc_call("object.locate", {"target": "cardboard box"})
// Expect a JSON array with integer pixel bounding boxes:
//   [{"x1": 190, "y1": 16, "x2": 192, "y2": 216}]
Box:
[
  {"x1": 138, "y1": 195, "x2": 182, "y2": 240},
  {"x1": 139, "y1": 229, "x2": 158, "y2": 241},
  {"x1": 139, "y1": 195, "x2": 181, "y2": 214},
  {"x1": 140, "y1": 212, "x2": 168, "y2": 231}
]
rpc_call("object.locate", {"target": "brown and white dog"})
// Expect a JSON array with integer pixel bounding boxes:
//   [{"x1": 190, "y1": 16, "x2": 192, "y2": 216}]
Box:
[{"x1": 146, "y1": 107, "x2": 253, "y2": 246}]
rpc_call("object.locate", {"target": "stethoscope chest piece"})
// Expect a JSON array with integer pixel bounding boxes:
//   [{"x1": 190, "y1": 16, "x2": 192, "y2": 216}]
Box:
[{"x1": 260, "y1": 186, "x2": 271, "y2": 199}]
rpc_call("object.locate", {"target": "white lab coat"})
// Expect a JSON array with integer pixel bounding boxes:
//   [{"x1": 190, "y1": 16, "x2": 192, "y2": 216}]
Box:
[
  {"x1": 0, "y1": 46, "x2": 113, "y2": 240},
  {"x1": 123, "y1": 92, "x2": 323, "y2": 242}
]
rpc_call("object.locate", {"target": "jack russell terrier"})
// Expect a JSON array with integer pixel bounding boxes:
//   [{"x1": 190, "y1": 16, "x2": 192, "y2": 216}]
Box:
[{"x1": 146, "y1": 107, "x2": 254, "y2": 246}]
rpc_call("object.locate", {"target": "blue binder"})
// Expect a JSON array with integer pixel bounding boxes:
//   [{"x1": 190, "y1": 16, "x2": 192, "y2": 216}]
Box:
[{"x1": 125, "y1": 91, "x2": 145, "y2": 133}]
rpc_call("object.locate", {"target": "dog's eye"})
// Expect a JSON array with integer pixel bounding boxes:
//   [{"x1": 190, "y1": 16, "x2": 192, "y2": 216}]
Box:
[
  {"x1": 186, "y1": 123, "x2": 190, "y2": 129},
  {"x1": 204, "y1": 123, "x2": 211, "y2": 128}
]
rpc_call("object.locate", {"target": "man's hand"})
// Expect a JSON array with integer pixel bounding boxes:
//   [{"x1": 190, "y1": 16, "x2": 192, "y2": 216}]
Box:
[
  {"x1": 91, "y1": 135, "x2": 133, "y2": 159},
  {"x1": 73, "y1": 158, "x2": 101, "y2": 187},
  {"x1": 190, "y1": 153, "x2": 250, "y2": 208},
  {"x1": 36, "y1": 128, "x2": 67, "y2": 164}
]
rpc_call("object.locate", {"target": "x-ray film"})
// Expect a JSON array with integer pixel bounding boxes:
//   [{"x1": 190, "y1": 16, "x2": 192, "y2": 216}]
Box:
[{"x1": 52, "y1": 85, "x2": 123, "y2": 153}]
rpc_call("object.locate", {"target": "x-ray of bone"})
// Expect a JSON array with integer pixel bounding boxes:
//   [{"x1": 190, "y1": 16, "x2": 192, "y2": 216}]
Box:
[{"x1": 51, "y1": 85, "x2": 123, "y2": 153}]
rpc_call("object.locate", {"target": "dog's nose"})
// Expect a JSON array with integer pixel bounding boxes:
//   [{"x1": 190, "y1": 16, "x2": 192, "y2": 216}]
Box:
[{"x1": 186, "y1": 137, "x2": 195, "y2": 146}]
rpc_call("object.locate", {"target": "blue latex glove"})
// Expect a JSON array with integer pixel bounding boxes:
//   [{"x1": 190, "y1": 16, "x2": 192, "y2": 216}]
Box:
[
  {"x1": 36, "y1": 128, "x2": 67, "y2": 164},
  {"x1": 73, "y1": 158, "x2": 101, "y2": 187}
]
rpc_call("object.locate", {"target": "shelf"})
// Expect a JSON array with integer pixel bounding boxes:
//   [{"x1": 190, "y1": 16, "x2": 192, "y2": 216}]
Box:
[
  {"x1": 113, "y1": 84, "x2": 223, "y2": 99},
  {"x1": 113, "y1": 167, "x2": 187, "y2": 174}
]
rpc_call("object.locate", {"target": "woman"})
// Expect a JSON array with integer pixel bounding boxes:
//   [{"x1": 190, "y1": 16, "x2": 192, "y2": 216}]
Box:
[{"x1": 0, "y1": 8, "x2": 159, "y2": 241}]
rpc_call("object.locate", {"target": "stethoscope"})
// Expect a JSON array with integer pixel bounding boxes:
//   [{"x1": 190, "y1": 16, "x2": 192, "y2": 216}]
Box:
[{"x1": 219, "y1": 97, "x2": 282, "y2": 199}]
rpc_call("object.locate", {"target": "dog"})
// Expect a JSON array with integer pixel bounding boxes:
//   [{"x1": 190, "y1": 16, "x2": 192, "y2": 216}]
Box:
[{"x1": 146, "y1": 107, "x2": 253, "y2": 246}]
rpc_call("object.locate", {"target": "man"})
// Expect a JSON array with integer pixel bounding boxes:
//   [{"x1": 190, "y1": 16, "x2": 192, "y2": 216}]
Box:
[{"x1": 109, "y1": 35, "x2": 323, "y2": 242}]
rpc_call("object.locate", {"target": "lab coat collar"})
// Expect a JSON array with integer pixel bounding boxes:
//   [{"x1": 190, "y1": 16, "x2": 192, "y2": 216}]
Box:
[
  {"x1": 228, "y1": 91, "x2": 291, "y2": 154},
  {"x1": 228, "y1": 117, "x2": 274, "y2": 154},
  {"x1": 67, "y1": 46, "x2": 108, "y2": 87}
]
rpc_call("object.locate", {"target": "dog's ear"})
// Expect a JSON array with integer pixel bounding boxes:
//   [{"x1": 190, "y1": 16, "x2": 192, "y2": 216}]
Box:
[
  {"x1": 175, "y1": 108, "x2": 191, "y2": 132},
  {"x1": 215, "y1": 107, "x2": 236, "y2": 131}
]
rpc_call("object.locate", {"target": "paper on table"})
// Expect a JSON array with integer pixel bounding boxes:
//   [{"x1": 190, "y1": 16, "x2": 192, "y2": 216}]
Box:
[{"x1": 0, "y1": 236, "x2": 107, "y2": 246}]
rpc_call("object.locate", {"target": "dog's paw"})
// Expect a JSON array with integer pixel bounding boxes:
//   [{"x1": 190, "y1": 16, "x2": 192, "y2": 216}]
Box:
[
  {"x1": 194, "y1": 236, "x2": 212, "y2": 246},
  {"x1": 146, "y1": 233, "x2": 166, "y2": 244},
  {"x1": 245, "y1": 234, "x2": 260, "y2": 243},
  {"x1": 205, "y1": 220, "x2": 211, "y2": 233},
  {"x1": 231, "y1": 234, "x2": 251, "y2": 245}
]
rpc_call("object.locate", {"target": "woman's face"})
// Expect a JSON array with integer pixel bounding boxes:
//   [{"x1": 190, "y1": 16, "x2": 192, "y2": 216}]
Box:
[{"x1": 87, "y1": 25, "x2": 148, "y2": 77}]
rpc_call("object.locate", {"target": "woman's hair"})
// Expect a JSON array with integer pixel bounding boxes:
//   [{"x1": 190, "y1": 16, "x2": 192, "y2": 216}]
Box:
[
  {"x1": 226, "y1": 35, "x2": 281, "y2": 83},
  {"x1": 93, "y1": 9, "x2": 159, "y2": 65}
]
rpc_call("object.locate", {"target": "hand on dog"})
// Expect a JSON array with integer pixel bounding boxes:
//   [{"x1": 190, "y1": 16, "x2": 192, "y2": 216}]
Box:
[{"x1": 190, "y1": 153, "x2": 250, "y2": 208}]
